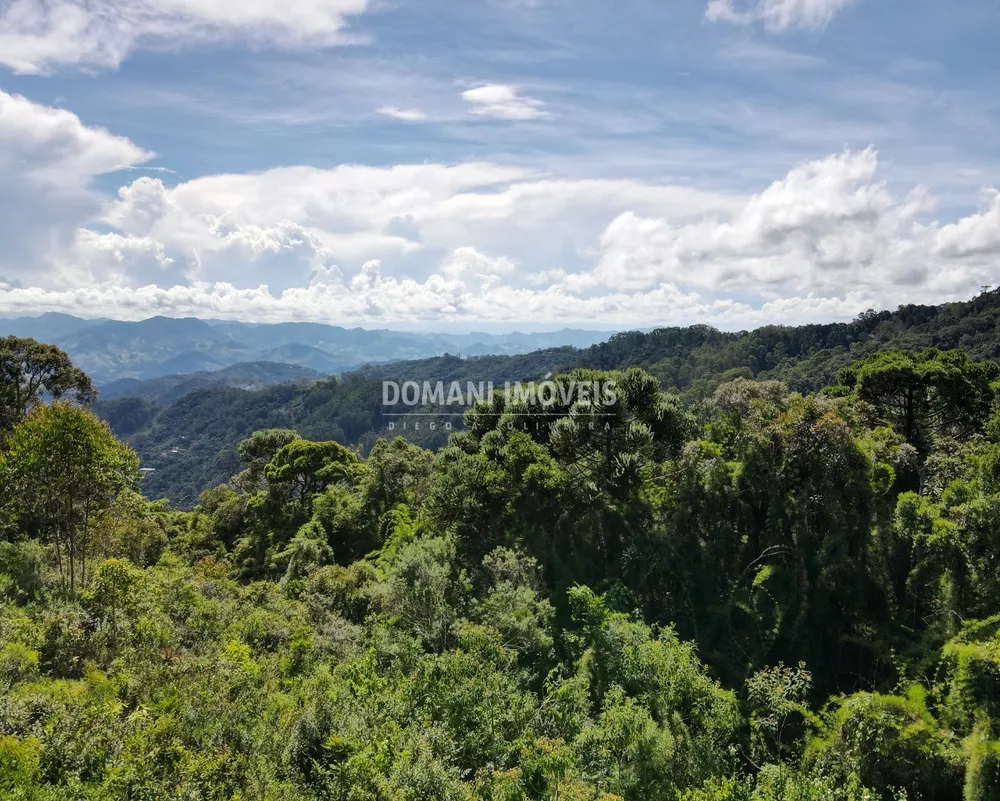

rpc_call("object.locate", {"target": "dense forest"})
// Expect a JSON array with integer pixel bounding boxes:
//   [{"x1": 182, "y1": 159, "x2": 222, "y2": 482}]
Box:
[
  {"x1": 100, "y1": 290, "x2": 1000, "y2": 507},
  {"x1": 3, "y1": 325, "x2": 1000, "y2": 800},
  {"x1": 96, "y1": 348, "x2": 582, "y2": 507}
]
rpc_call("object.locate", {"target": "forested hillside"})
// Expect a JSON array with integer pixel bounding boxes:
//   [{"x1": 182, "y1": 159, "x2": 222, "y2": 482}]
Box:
[
  {"x1": 98, "y1": 362, "x2": 322, "y2": 406},
  {"x1": 575, "y1": 290, "x2": 1000, "y2": 396},
  {"x1": 97, "y1": 348, "x2": 580, "y2": 507},
  {"x1": 3, "y1": 332, "x2": 1000, "y2": 800},
  {"x1": 103, "y1": 290, "x2": 1000, "y2": 506}
]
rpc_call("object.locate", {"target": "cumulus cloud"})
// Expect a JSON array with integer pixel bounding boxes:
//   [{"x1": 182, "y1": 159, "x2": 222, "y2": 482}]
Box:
[
  {"x1": 461, "y1": 84, "x2": 550, "y2": 121},
  {"x1": 0, "y1": 91, "x2": 153, "y2": 286},
  {"x1": 376, "y1": 106, "x2": 428, "y2": 122},
  {"x1": 0, "y1": 275, "x2": 883, "y2": 329},
  {"x1": 439, "y1": 247, "x2": 516, "y2": 286},
  {"x1": 589, "y1": 148, "x2": 921, "y2": 293},
  {"x1": 0, "y1": 0, "x2": 370, "y2": 74},
  {"x1": 706, "y1": 0, "x2": 858, "y2": 32},
  {"x1": 3, "y1": 93, "x2": 1000, "y2": 328},
  {"x1": 934, "y1": 191, "x2": 1000, "y2": 259},
  {"x1": 41, "y1": 162, "x2": 735, "y2": 294},
  {"x1": 0, "y1": 91, "x2": 152, "y2": 177},
  {"x1": 584, "y1": 148, "x2": 989, "y2": 302}
]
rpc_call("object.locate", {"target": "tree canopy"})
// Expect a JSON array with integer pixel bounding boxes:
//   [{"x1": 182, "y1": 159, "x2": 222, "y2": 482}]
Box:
[
  {"x1": 0, "y1": 336, "x2": 95, "y2": 433},
  {"x1": 0, "y1": 402, "x2": 139, "y2": 593},
  {"x1": 2, "y1": 341, "x2": 1000, "y2": 800},
  {"x1": 838, "y1": 349, "x2": 999, "y2": 450}
]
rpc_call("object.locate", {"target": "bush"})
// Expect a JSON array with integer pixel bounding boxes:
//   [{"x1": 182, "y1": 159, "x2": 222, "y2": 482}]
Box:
[
  {"x1": 0, "y1": 642, "x2": 39, "y2": 684},
  {"x1": 807, "y1": 689, "x2": 963, "y2": 800}
]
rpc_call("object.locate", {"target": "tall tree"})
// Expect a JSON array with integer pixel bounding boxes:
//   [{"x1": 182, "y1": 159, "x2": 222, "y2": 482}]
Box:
[
  {"x1": 264, "y1": 439, "x2": 357, "y2": 510},
  {"x1": 838, "y1": 349, "x2": 999, "y2": 451},
  {"x1": 0, "y1": 403, "x2": 139, "y2": 594},
  {"x1": 234, "y1": 428, "x2": 300, "y2": 489},
  {"x1": 0, "y1": 337, "x2": 96, "y2": 434}
]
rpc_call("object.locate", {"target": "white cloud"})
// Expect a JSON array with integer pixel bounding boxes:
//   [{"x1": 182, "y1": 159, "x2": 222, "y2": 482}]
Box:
[
  {"x1": 439, "y1": 247, "x2": 516, "y2": 287},
  {"x1": 0, "y1": 91, "x2": 152, "y2": 177},
  {"x1": 43, "y1": 163, "x2": 734, "y2": 294},
  {"x1": 461, "y1": 84, "x2": 550, "y2": 121},
  {"x1": 0, "y1": 276, "x2": 882, "y2": 329},
  {"x1": 3, "y1": 93, "x2": 1000, "y2": 329},
  {"x1": 376, "y1": 106, "x2": 428, "y2": 122},
  {"x1": 706, "y1": 0, "x2": 858, "y2": 32},
  {"x1": 934, "y1": 190, "x2": 1000, "y2": 259},
  {"x1": 0, "y1": 0, "x2": 370, "y2": 74},
  {"x1": 0, "y1": 91, "x2": 153, "y2": 285},
  {"x1": 715, "y1": 40, "x2": 824, "y2": 70},
  {"x1": 586, "y1": 148, "x2": 969, "y2": 298}
]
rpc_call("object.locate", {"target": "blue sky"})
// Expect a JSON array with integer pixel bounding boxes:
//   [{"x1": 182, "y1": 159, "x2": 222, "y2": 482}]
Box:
[{"x1": 1, "y1": 0, "x2": 999, "y2": 329}]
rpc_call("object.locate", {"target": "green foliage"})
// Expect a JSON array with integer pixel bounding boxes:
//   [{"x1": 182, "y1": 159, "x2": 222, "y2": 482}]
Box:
[
  {"x1": 0, "y1": 402, "x2": 140, "y2": 595},
  {"x1": 0, "y1": 641, "x2": 40, "y2": 685},
  {"x1": 4, "y1": 340, "x2": 1000, "y2": 800},
  {"x1": 264, "y1": 438, "x2": 358, "y2": 509},
  {"x1": 378, "y1": 535, "x2": 469, "y2": 651},
  {"x1": 839, "y1": 349, "x2": 999, "y2": 451},
  {"x1": 0, "y1": 734, "x2": 42, "y2": 797},
  {"x1": 476, "y1": 547, "x2": 554, "y2": 657},
  {"x1": 236, "y1": 427, "x2": 300, "y2": 487},
  {"x1": 0, "y1": 540, "x2": 49, "y2": 603},
  {"x1": 748, "y1": 765, "x2": 887, "y2": 801},
  {"x1": 746, "y1": 662, "x2": 814, "y2": 764},
  {"x1": 965, "y1": 738, "x2": 1000, "y2": 801},
  {"x1": 806, "y1": 688, "x2": 963, "y2": 799},
  {"x1": 938, "y1": 622, "x2": 1000, "y2": 739},
  {"x1": 82, "y1": 558, "x2": 144, "y2": 647},
  {"x1": 0, "y1": 336, "x2": 95, "y2": 433}
]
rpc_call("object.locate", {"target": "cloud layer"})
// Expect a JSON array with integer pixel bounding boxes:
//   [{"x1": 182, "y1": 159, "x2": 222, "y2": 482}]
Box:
[
  {"x1": 2, "y1": 92, "x2": 998, "y2": 328},
  {"x1": 0, "y1": 0, "x2": 370, "y2": 74},
  {"x1": 0, "y1": 91, "x2": 154, "y2": 286},
  {"x1": 706, "y1": 0, "x2": 858, "y2": 32}
]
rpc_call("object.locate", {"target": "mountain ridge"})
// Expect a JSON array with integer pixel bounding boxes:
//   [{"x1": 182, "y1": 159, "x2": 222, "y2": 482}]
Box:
[
  {"x1": 99, "y1": 361, "x2": 323, "y2": 405},
  {"x1": 0, "y1": 313, "x2": 616, "y2": 384},
  {"x1": 93, "y1": 290, "x2": 1000, "y2": 506}
]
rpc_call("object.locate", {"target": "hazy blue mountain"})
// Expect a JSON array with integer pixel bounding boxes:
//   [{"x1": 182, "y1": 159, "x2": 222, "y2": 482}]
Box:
[
  {"x1": 99, "y1": 361, "x2": 322, "y2": 405},
  {"x1": 256, "y1": 343, "x2": 347, "y2": 374},
  {"x1": 51, "y1": 317, "x2": 254, "y2": 382},
  {"x1": 0, "y1": 312, "x2": 108, "y2": 340},
  {"x1": 5, "y1": 313, "x2": 616, "y2": 383},
  {"x1": 147, "y1": 350, "x2": 232, "y2": 377}
]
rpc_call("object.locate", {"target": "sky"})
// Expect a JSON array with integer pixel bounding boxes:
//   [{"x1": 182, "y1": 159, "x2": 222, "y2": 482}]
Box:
[{"x1": 0, "y1": 0, "x2": 998, "y2": 330}]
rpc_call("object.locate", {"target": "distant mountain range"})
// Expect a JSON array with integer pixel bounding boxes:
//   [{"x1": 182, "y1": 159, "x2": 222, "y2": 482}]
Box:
[
  {"x1": 0, "y1": 313, "x2": 617, "y2": 384},
  {"x1": 89, "y1": 289, "x2": 1000, "y2": 507},
  {"x1": 98, "y1": 361, "x2": 323, "y2": 406},
  {"x1": 96, "y1": 348, "x2": 577, "y2": 507}
]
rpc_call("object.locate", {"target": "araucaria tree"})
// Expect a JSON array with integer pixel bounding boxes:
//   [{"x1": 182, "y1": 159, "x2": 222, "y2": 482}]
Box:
[{"x1": 0, "y1": 402, "x2": 139, "y2": 594}]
